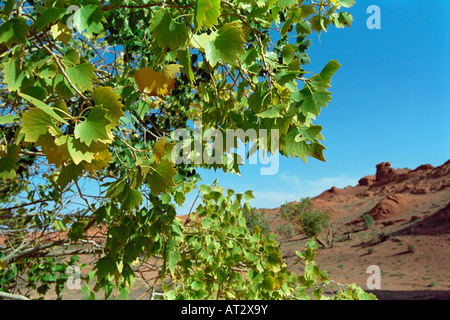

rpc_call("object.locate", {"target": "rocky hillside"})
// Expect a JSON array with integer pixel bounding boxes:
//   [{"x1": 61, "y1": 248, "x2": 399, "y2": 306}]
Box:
[
  {"x1": 271, "y1": 159, "x2": 450, "y2": 300},
  {"x1": 313, "y1": 160, "x2": 449, "y2": 226}
]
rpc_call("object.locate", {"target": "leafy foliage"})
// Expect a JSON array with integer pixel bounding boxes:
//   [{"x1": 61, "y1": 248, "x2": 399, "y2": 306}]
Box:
[{"x1": 0, "y1": 0, "x2": 374, "y2": 300}]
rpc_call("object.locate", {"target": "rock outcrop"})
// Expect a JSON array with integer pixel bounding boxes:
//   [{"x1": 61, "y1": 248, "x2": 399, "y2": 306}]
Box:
[
  {"x1": 358, "y1": 175, "x2": 376, "y2": 186},
  {"x1": 375, "y1": 162, "x2": 398, "y2": 182}
]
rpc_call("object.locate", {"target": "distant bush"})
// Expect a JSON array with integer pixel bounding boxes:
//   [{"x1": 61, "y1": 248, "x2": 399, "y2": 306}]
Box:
[
  {"x1": 276, "y1": 223, "x2": 296, "y2": 239},
  {"x1": 362, "y1": 214, "x2": 374, "y2": 229},
  {"x1": 242, "y1": 207, "x2": 270, "y2": 236},
  {"x1": 407, "y1": 243, "x2": 417, "y2": 253},
  {"x1": 279, "y1": 198, "x2": 330, "y2": 239}
]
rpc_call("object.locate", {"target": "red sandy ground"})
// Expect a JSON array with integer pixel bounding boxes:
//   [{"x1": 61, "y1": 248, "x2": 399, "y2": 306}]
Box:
[
  {"x1": 271, "y1": 160, "x2": 450, "y2": 300},
  {"x1": 4, "y1": 160, "x2": 449, "y2": 300}
]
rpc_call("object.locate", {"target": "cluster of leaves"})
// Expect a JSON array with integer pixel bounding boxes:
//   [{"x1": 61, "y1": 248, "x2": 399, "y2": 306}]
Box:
[
  {"x1": 278, "y1": 197, "x2": 330, "y2": 238},
  {"x1": 0, "y1": 0, "x2": 375, "y2": 300},
  {"x1": 0, "y1": 253, "x2": 77, "y2": 299}
]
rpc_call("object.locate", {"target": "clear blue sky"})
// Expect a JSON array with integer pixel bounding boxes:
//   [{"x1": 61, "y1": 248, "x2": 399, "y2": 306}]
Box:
[{"x1": 178, "y1": 0, "x2": 450, "y2": 214}]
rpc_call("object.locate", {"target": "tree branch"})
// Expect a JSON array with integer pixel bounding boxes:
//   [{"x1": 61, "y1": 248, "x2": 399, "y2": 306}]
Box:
[{"x1": 0, "y1": 291, "x2": 30, "y2": 300}]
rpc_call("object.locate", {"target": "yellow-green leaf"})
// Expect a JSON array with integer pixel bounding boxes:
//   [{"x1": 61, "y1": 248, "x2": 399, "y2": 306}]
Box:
[
  {"x1": 150, "y1": 10, "x2": 189, "y2": 49},
  {"x1": 146, "y1": 159, "x2": 177, "y2": 194},
  {"x1": 195, "y1": 0, "x2": 221, "y2": 28},
  {"x1": 50, "y1": 22, "x2": 72, "y2": 45},
  {"x1": 153, "y1": 138, "x2": 168, "y2": 164},
  {"x1": 92, "y1": 86, "x2": 125, "y2": 127},
  {"x1": 19, "y1": 92, "x2": 69, "y2": 124},
  {"x1": 20, "y1": 108, "x2": 54, "y2": 143},
  {"x1": 74, "y1": 107, "x2": 111, "y2": 146},
  {"x1": 0, "y1": 17, "x2": 29, "y2": 48},
  {"x1": 205, "y1": 22, "x2": 246, "y2": 67},
  {"x1": 134, "y1": 65, "x2": 182, "y2": 97}
]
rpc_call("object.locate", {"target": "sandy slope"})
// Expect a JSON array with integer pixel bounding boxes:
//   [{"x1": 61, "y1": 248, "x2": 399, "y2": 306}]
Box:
[
  {"x1": 269, "y1": 160, "x2": 450, "y2": 300},
  {"x1": 4, "y1": 161, "x2": 448, "y2": 300}
]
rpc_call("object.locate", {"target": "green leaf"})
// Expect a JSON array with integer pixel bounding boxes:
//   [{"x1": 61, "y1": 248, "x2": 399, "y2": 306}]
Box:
[
  {"x1": 36, "y1": 131, "x2": 71, "y2": 166},
  {"x1": 296, "y1": 20, "x2": 312, "y2": 35},
  {"x1": 282, "y1": 129, "x2": 326, "y2": 162},
  {"x1": 260, "y1": 275, "x2": 274, "y2": 290},
  {"x1": 277, "y1": 0, "x2": 298, "y2": 9},
  {"x1": 92, "y1": 87, "x2": 125, "y2": 127},
  {"x1": 34, "y1": 7, "x2": 67, "y2": 32},
  {"x1": 195, "y1": 0, "x2": 221, "y2": 28},
  {"x1": 205, "y1": 22, "x2": 246, "y2": 67},
  {"x1": 319, "y1": 59, "x2": 341, "y2": 84},
  {"x1": 54, "y1": 74, "x2": 76, "y2": 99},
  {"x1": 257, "y1": 104, "x2": 285, "y2": 118},
  {"x1": 295, "y1": 125, "x2": 324, "y2": 142},
  {"x1": 281, "y1": 45, "x2": 295, "y2": 65},
  {"x1": 74, "y1": 107, "x2": 111, "y2": 146},
  {"x1": 73, "y1": 5, "x2": 105, "y2": 36},
  {"x1": 191, "y1": 33, "x2": 215, "y2": 52},
  {"x1": 177, "y1": 49, "x2": 195, "y2": 83},
  {"x1": 94, "y1": 256, "x2": 117, "y2": 281},
  {"x1": 65, "y1": 63, "x2": 96, "y2": 92},
  {"x1": 50, "y1": 22, "x2": 72, "y2": 45},
  {"x1": 150, "y1": 10, "x2": 189, "y2": 49},
  {"x1": 0, "y1": 17, "x2": 29, "y2": 48},
  {"x1": 66, "y1": 137, "x2": 97, "y2": 165},
  {"x1": 119, "y1": 287, "x2": 129, "y2": 300},
  {"x1": 153, "y1": 138, "x2": 168, "y2": 164},
  {"x1": 0, "y1": 145, "x2": 18, "y2": 179},
  {"x1": 174, "y1": 191, "x2": 186, "y2": 206},
  {"x1": 331, "y1": 0, "x2": 355, "y2": 8},
  {"x1": 338, "y1": 12, "x2": 353, "y2": 27},
  {"x1": 121, "y1": 185, "x2": 143, "y2": 212},
  {"x1": 273, "y1": 70, "x2": 299, "y2": 86},
  {"x1": 19, "y1": 92, "x2": 69, "y2": 124},
  {"x1": 244, "y1": 190, "x2": 254, "y2": 202},
  {"x1": 38, "y1": 63, "x2": 58, "y2": 79},
  {"x1": 20, "y1": 86, "x2": 48, "y2": 101},
  {"x1": 53, "y1": 220, "x2": 67, "y2": 232},
  {"x1": 61, "y1": 48, "x2": 80, "y2": 68},
  {"x1": 202, "y1": 217, "x2": 212, "y2": 229},
  {"x1": 57, "y1": 163, "x2": 83, "y2": 190},
  {"x1": 361, "y1": 291, "x2": 378, "y2": 300},
  {"x1": 146, "y1": 159, "x2": 177, "y2": 194},
  {"x1": 20, "y1": 108, "x2": 54, "y2": 143},
  {"x1": 1, "y1": 0, "x2": 14, "y2": 16},
  {"x1": 164, "y1": 239, "x2": 180, "y2": 275},
  {"x1": 300, "y1": 90, "x2": 331, "y2": 116},
  {"x1": 2, "y1": 60, "x2": 25, "y2": 91},
  {"x1": 200, "y1": 185, "x2": 212, "y2": 195},
  {"x1": 0, "y1": 115, "x2": 20, "y2": 124}
]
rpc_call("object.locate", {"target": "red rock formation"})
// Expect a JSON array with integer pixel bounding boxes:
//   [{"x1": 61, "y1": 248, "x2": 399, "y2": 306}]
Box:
[
  {"x1": 358, "y1": 175, "x2": 376, "y2": 186},
  {"x1": 375, "y1": 162, "x2": 398, "y2": 182}
]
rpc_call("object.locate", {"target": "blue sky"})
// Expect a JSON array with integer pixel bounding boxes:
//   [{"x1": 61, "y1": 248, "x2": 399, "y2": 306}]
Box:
[{"x1": 177, "y1": 0, "x2": 450, "y2": 214}]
